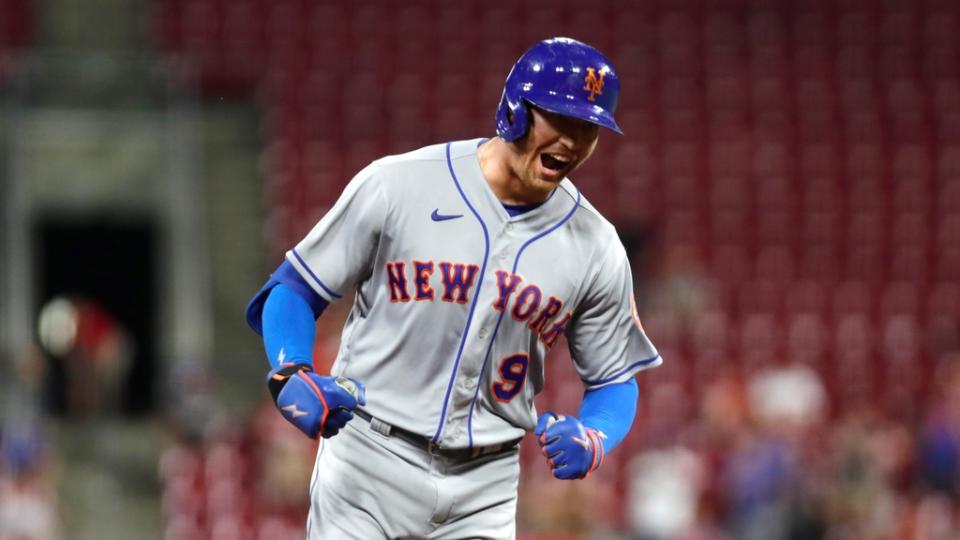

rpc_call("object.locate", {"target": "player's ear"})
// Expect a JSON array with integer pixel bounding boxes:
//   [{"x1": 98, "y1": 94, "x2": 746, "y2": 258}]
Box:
[{"x1": 508, "y1": 103, "x2": 534, "y2": 143}]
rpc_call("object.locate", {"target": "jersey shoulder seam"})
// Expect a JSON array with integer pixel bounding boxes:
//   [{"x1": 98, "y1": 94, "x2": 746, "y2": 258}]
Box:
[
  {"x1": 375, "y1": 139, "x2": 481, "y2": 167},
  {"x1": 561, "y1": 182, "x2": 619, "y2": 238}
]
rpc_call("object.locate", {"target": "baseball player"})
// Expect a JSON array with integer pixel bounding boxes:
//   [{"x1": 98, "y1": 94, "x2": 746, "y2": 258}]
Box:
[{"x1": 246, "y1": 37, "x2": 661, "y2": 539}]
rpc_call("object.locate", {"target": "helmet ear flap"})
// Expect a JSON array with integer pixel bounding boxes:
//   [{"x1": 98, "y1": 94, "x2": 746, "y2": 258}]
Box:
[{"x1": 496, "y1": 92, "x2": 530, "y2": 142}]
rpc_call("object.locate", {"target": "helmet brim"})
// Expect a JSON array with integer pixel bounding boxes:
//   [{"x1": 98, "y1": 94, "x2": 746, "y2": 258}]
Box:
[{"x1": 525, "y1": 95, "x2": 624, "y2": 136}]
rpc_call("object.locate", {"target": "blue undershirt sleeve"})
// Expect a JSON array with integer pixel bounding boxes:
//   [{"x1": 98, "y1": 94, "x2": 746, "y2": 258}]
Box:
[
  {"x1": 578, "y1": 378, "x2": 639, "y2": 454},
  {"x1": 261, "y1": 284, "x2": 317, "y2": 369},
  {"x1": 245, "y1": 259, "x2": 330, "y2": 368}
]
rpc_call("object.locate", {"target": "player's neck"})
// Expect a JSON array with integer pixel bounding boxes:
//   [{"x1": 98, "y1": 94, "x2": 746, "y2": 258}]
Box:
[{"x1": 477, "y1": 138, "x2": 555, "y2": 205}]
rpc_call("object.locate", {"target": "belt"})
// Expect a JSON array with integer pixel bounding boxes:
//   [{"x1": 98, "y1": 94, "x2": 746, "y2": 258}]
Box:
[{"x1": 354, "y1": 409, "x2": 521, "y2": 460}]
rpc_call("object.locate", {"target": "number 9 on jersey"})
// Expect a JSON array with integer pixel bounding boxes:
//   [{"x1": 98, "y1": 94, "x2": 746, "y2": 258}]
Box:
[{"x1": 492, "y1": 353, "x2": 529, "y2": 402}]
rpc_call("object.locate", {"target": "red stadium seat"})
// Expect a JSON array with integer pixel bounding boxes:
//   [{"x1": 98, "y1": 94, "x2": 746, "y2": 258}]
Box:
[
  {"x1": 786, "y1": 313, "x2": 829, "y2": 367},
  {"x1": 710, "y1": 210, "x2": 751, "y2": 246},
  {"x1": 879, "y1": 46, "x2": 921, "y2": 80},
  {"x1": 799, "y1": 111, "x2": 841, "y2": 145},
  {"x1": 794, "y1": 45, "x2": 833, "y2": 80},
  {"x1": 937, "y1": 212, "x2": 960, "y2": 249},
  {"x1": 755, "y1": 245, "x2": 797, "y2": 283},
  {"x1": 837, "y1": 47, "x2": 876, "y2": 80},
  {"x1": 880, "y1": 11, "x2": 920, "y2": 47},
  {"x1": 845, "y1": 245, "x2": 886, "y2": 283},
  {"x1": 801, "y1": 209, "x2": 840, "y2": 247},
  {"x1": 796, "y1": 78, "x2": 835, "y2": 112},
  {"x1": 663, "y1": 211, "x2": 705, "y2": 251},
  {"x1": 753, "y1": 143, "x2": 791, "y2": 177},
  {"x1": 836, "y1": 11, "x2": 877, "y2": 47},
  {"x1": 747, "y1": 11, "x2": 787, "y2": 46},
  {"x1": 709, "y1": 141, "x2": 751, "y2": 177},
  {"x1": 892, "y1": 144, "x2": 930, "y2": 179},
  {"x1": 752, "y1": 77, "x2": 790, "y2": 111},
  {"x1": 846, "y1": 144, "x2": 886, "y2": 180},
  {"x1": 839, "y1": 77, "x2": 879, "y2": 111},
  {"x1": 800, "y1": 244, "x2": 842, "y2": 284},
  {"x1": 392, "y1": 5, "x2": 432, "y2": 43},
  {"x1": 704, "y1": 12, "x2": 742, "y2": 46},
  {"x1": 834, "y1": 313, "x2": 875, "y2": 356},
  {"x1": 889, "y1": 245, "x2": 930, "y2": 284},
  {"x1": 936, "y1": 112, "x2": 960, "y2": 142},
  {"x1": 710, "y1": 244, "x2": 753, "y2": 286},
  {"x1": 833, "y1": 280, "x2": 874, "y2": 320},
  {"x1": 738, "y1": 280, "x2": 784, "y2": 316},
  {"x1": 690, "y1": 309, "x2": 733, "y2": 356},
  {"x1": 784, "y1": 280, "x2": 828, "y2": 316},
  {"x1": 923, "y1": 12, "x2": 959, "y2": 47},
  {"x1": 928, "y1": 281, "x2": 960, "y2": 320},
  {"x1": 935, "y1": 246, "x2": 960, "y2": 282},
  {"x1": 800, "y1": 143, "x2": 840, "y2": 178},
  {"x1": 793, "y1": 11, "x2": 830, "y2": 47},
  {"x1": 924, "y1": 46, "x2": 960, "y2": 80},
  {"x1": 752, "y1": 111, "x2": 792, "y2": 143},
  {"x1": 887, "y1": 79, "x2": 927, "y2": 114},
  {"x1": 738, "y1": 311, "x2": 784, "y2": 372},
  {"x1": 932, "y1": 79, "x2": 960, "y2": 111},
  {"x1": 663, "y1": 172, "x2": 703, "y2": 213},
  {"x1": 833, "y1": 312, "x2": 876, "y2": 409},
  {"x1": 845, "y1": 111, "x2": 885, "y2": 144},
  {"x1": 750, "y1": 44, "x2": 790, "y2": 80},
  {"x1": 891, "y1": 212, "x2": 930, "y2": 248},
  {"x1": 755, "y1": 208, "x2": 797, "y2": 247},
  {"x1": 707, "y1": 77, "x2": 748, "y2": 111}
]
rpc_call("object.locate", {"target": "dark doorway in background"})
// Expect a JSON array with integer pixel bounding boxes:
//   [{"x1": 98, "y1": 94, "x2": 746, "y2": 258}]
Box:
[{"x1": 35, "y1": 217, "x2": 157, "y2": 416}]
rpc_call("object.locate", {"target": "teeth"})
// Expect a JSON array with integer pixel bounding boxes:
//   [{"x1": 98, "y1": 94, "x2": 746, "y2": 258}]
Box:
[{"x1": 548, "y1": 153, "x2": 571, "y2": 163}]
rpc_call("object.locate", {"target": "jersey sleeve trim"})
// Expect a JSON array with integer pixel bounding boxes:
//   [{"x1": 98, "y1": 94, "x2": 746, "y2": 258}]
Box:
[
  {"x1": 581, "y1": 353, "x2": 662, "y2": 387},
  {"x1": 245, "y1": 260, "x2": 331, "y2": 336},
  {"x1": 289, "y1": 248, "x2": 343, "y2": 300}
]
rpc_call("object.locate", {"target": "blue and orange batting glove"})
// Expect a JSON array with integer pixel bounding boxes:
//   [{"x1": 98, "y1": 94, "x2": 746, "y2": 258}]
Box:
[
  {"x1": 535, "y1": 412, "x2": 606, "y2": 480},
  {"x1": 267, "y1": 363, "x2": 366, "y2": 439}
]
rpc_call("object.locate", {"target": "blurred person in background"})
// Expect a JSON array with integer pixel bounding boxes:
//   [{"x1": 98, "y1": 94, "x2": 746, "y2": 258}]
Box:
[
  {"x1": 0, "y1": 346, "x2": 58, "y2": 540},
  {"x1": 37, "y1": 296, "x2": 132, "y2": 419},
  {"x1": 0, "y1": 424, "x2": 59, "y2": 540}
]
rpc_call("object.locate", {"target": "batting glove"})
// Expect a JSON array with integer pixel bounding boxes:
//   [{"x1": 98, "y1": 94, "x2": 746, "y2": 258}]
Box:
[
  {"x1": 267, "y1": 363, "x2": 366, "y2": 439},
  {"x1": 535, "y1": 412, "x2": 606, "y2": 480}
]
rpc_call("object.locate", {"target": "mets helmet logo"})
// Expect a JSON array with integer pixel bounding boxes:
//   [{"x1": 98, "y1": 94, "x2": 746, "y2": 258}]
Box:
[{"x1": 583, "y1": 67, "x2": 605, "y2": 102}]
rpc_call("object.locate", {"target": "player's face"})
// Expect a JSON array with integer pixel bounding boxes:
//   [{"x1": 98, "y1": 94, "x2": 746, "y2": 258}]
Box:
[{"x1": 510, "y1": 107, "x2": 600, "y2": 198}]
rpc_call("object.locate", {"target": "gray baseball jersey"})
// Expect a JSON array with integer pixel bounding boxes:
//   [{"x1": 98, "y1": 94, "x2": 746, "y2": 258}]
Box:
[{"x1": 286, "y1": 138, "x2": 661, "y2": 449}]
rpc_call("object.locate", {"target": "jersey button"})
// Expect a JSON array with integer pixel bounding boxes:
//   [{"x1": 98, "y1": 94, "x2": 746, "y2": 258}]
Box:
[
  {"x1": 504, "y1": 222, "x2": 513, "y2": 232},
  {"x1": 478, "y1": 328, "x2": 489, "y2": 339}
]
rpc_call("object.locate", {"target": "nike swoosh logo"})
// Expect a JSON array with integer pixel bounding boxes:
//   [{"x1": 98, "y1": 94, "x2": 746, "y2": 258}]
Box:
[
  {"x1": 572, "y1": 436, "x2": 590, "y2": 450},
  {"x1": 431, "y1": 209, "x2": 463, "y2": 222}
]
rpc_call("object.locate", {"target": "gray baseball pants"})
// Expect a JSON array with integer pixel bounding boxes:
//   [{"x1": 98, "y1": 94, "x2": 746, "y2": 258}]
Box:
[{"x1": 306, "y1": 418, "x2": 520, "y2": 539}]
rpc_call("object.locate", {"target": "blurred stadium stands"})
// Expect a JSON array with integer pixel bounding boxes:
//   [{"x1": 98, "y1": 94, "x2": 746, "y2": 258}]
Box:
[
  {"x1": 2, "y1": 0, "x2": 960, "y2": 538},
  {"x1": 149, "y1": 0, "x2": 960, "y2": 537}
]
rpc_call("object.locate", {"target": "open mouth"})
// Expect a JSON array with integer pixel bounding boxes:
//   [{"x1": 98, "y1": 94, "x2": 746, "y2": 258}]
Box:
[{"x1": 540, "y1": 153, "x2": 571, "y2": 172}]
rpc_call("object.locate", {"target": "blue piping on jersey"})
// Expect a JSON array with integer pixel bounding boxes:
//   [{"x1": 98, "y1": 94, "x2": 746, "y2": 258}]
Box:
[
  {"x1": 432, "y1": 142, "x2": 492, "y2": 445},
  {"x1": 581, "y1": 354, "x2": 661, "y2": 386},
  {"x1": 291, "y1": 248, "x2": 343, "y2": 299},
  {"x1": 466, "y1": 188, "x2": 582, "y2": 448}
]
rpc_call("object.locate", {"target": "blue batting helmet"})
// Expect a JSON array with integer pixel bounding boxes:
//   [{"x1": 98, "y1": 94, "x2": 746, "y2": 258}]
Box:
[{"x1": 495, "y1": 37, "x2": 623, "y2": 142}]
